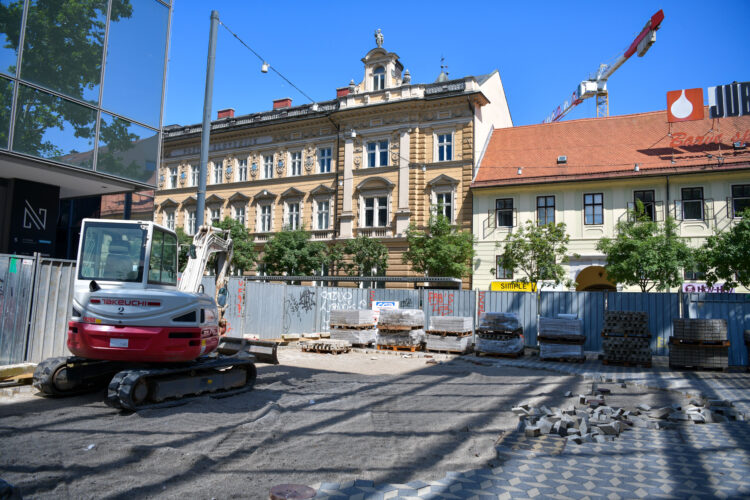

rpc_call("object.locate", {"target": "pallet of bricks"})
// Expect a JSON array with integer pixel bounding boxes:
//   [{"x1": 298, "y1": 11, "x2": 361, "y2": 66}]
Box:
[
  {"x1": 475, "y1": 312, "x2": 523, "y2": 357},
  {"x1": 377, "y1": 309, "x2": 425, "y2": 352},
  {"x1": 329, "y1": 310, "x2": 378, "y2": 347},
  {"x1": 538, "y1": 315, "x2": 585, "y2": 362},
  {"x1": 425, "y1": 316, "x2": 473, "y2": 354},
  {"x1": 601, "y1": 311, "x2": 652, "y2": 367},
  {"x1": 669, "y1": 319, "x2": 729, "y2": 371}
]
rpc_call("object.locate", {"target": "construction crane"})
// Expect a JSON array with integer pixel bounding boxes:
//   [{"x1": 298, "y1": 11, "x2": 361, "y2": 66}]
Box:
[{"x1": 543, "y1": 9, "x2": 665, "y2": 123}]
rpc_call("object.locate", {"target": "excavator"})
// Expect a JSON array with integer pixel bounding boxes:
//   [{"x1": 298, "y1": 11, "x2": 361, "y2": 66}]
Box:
[{"x1": 32, "y1": 219, "x2": 278, "y2": 410}]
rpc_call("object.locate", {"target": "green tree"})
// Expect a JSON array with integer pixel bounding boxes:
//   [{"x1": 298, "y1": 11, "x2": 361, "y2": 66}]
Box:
[
  {"x1": 403, "y1": 214, "x2": 475, "y2": 279},
  {"x1": 175, "y1": 226, "x2": 193, "y2": 273},
  {"x1": 695, "y1": 208, "x2": 750, "y2": 289},
  {"x1": 344, "y1": 235, "x2": 389, "y2": 281},
  {"x1": 215, "y1": 217, "x2": 257, "y2": 275},
  {"x1": 597, "y1": 206, "x2": 692, "y2": 292},
  {"x1": 496, "y1": 220, "x2": 573, "y2": 287},
  {"x1": 261, "y1": 228, "x2": 326, "y2": 277}
]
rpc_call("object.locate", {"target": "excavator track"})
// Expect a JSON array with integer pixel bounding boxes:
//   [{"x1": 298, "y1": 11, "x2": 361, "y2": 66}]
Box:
[
  {"x1": 33, "y1": 356, "x2": 128, "y2": 397},
  {"x1": 105, "y1": 357, "x2": 257, "y2": 411}
]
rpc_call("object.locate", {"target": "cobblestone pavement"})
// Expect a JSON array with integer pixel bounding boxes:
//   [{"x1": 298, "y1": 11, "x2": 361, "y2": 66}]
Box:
[{"x1": 312, "y1": 356, "x2": 750, "y2": 499}]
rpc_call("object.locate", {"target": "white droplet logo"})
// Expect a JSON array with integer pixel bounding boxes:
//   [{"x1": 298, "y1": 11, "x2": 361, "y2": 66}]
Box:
[{"x1": 671, "y1": 90, "x2": 693, "y2": 119}]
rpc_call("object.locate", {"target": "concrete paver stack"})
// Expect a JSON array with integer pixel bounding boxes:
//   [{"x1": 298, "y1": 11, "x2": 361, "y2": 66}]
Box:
[
  {"x1": 475, "y1": 312, "x2": 524, "y2": 356},
  {"x1": 601, "y1": 311, "x2": 652, "y2": 367},
  {"x1": 669, "y1": 319, "x2": 729, "y2": 370},
  {"x1": 538, "y1": 315, "x2": 585, "y2": 361},
  {"x1": 329, "y1": 310, "x2": 378, "y2": 347},
  {"x1": 376, "y1": 309, "x2": 425, "y2": 351},
  {"x1": 425, "y1": 316, "x2": 473, "y2": 353}
]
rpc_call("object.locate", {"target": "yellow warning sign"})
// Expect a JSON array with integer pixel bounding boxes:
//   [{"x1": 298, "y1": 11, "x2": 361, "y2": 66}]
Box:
[{"x1": 490, "y1": 281, "x2": 537, "y2": 292}]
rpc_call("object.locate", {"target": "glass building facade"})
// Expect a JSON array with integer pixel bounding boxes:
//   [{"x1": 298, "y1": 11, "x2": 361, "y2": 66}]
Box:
[{"x1": 0, "y1": 0, "x2": 171, "y2": 185}]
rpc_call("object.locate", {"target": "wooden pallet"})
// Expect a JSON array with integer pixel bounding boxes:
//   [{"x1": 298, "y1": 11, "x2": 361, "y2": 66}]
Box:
[
  {"x1": 539, "y1": 356, "x2": 585, "y2": 363},
  {"x1": 425, "y1": 330, "x2": 473, "y2": 338},
  {"x1": 378, "y1": 324, "x2": 423, "y2": 331},
  {"x1": 669, "y1": 363, "x2": 728, "y2": 372},
  {"x1": 330, "y1": 324, "x2": 377, "y2": 330},
  {"x1": 376, "y1": 344, "x2": 422, "y2": 352},
  {"x1": 301, "y1": 346, "x2": 351, "y2": 355},
  {"x1": 602, "y1": 359, "x2": 652, "y2": 368},
  {"x1": 425, "y1": 348, "x2": 472, "y2": 354},
  {"x1": 0, "y1": 373, "x2": 33, "y2": 388},
  {"x1": 476, "y1": 351, "x2": 523, "y2": 359},
  {"x1": 669, "y1": 338, "x2": 731, "y2": 347}
]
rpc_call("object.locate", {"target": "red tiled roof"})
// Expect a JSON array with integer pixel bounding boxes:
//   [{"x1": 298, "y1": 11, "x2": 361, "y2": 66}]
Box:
[{"x1": 473, "y1": 108, "x2": 750, "y2": 187}]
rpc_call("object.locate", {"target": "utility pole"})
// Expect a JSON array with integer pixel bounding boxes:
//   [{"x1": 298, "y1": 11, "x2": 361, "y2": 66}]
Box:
[{"x1": 197, "y1": 10, "x2": 219, "y2": 227}]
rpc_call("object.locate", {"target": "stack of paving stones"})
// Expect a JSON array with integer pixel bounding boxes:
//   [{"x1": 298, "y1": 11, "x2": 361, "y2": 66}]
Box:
[
  {"x1": 300, "y1": 338, "x2": 351, "y2": 354},
  {"x1": 601, "y1": 310, "x2": 652, "y2": 366},
  {"x1": 425, "y1": 316, "x2": 473, "y2": 353},
  {"x1": 376, "y1": 309, "x2": 425, "y2": 349},
  {"x1": 513, "y1": 393, "x2": 744, "y2": 447},
  {"x1": 329, "y1": 310, "x2": 378, "y2": 347},
  {"x1": 669, "y1": 318, "x2": 729, "y2": 370},
  {"x1": 538, "y1": 315, "x2": 585, "y2": 361},
  {"x1": 475, "y1": 312, "x2": 524, "y2": 356}
]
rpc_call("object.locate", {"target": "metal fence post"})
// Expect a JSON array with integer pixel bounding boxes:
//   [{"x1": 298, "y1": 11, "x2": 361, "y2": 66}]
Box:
[{"x1": 22, "y1": 253, "x2": 41, "y2": 362}]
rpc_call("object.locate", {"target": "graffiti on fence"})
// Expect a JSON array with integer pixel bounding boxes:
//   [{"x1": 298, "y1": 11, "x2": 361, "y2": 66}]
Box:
[
  {"x1": 428, "y1": 291, "x2": 454, "y2": 316},
  {"x1": 478, "y1": 291, "x2": 486, "y2": 317},
  {"x1": 319, "y1": 289, "x2": 367, "y2": 331},
  {"x1": 283, "y1": 288, "x2": 317, "y2": 333},
  {"x1": 401, "y1": 297, "x2": 414, "y2": 308}
]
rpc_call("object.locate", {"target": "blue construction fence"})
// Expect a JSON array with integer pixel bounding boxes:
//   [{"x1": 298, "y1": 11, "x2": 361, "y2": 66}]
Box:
[{"x1": 212, "y1": 280, "x2": 750, "y2": 367}]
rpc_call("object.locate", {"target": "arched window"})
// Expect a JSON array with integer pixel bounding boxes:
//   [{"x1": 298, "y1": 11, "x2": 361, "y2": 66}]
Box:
[{"x1": 372, "y1": 66, "x2": 385, "y2": 90}]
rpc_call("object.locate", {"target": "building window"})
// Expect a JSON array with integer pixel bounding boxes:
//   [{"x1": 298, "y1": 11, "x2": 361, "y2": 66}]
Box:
[
  {"x1": 186, "y1": 210, "x2": 196, "y2": 235},
  {"x1": 168, "y1": 167, "x2": 177, "y2": 188},
  {"x1": 190, "y1": 165, "x2": 199, "y2": 187},
  {"x1": 210, "y1": 207, "x2": 221, "y2": 225},
  {"x1": 213, "y1": 162, "x2": 223, "y2": 184},
  {"x1": 731, "y1": 184, "x2": 750, "y2": 218},
  {"x1": 259, "y1": 205, "x2": 272, "y2": 232},
  {"x1": 496, "y1": 257, "x2": 513, "y2": 279},
  {"x1": 495, "y1": 198, "x2": 514, "y2": 227},
  {"x1": 287, "y1": 202, "x2": 300, "y2": 230},
  {"x1": 363, "y1": 196, "x2": 388, "y2": 227},
  {"x1": 263, "y1": 155, "x2": 274, "y2": 179},
  {"x1": 237, "y1": 159, "x2": 248, "y2": 181},
  {"x1": 537, "y1": 196, "x2": 555, "y2": 225},
  {"x1": 290, "y1": 151, "x2": 302, "y2": 176},
  {"x1": 164, "y1": 211, "x2": 175, "y2": 230},
  {"x1": 684, "y1": 268, "x2": 706, "y2": 281},
  {"x1": 434, "y1": 192, "x2": 453, "y2": 222},
  {"x1": 318, "y1": 147, "x2": 332, "y2": 173},
  {"x1": 373, "y1": 65, "x2": 385, "y2": 90},
  {"x1": 367, "y1": 140, "x2": 389, "y2": 168},
  {"x1": 584, "y1": 193, "x2": 603, "y2": 225},
  {"x1": 681, "y1": 187, "x2": 703, "y2": 220},
  {"x1": 234, "y1": 206, "x2": 245, "y2": 225},
  {"x1": 437, "y1": 133, "x2": 453, "y2": 162},
  {"x1": 316, "y1": 200, "x2": 330, "y2": 229},
  {"x1": 633, "y1": 190, "x2": 655, "y2": 220}
]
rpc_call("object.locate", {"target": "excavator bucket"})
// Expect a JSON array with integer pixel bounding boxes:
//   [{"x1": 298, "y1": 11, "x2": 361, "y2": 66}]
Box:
[{"x1": 216, "y1": 337, "x2": 279, "y2": 365}]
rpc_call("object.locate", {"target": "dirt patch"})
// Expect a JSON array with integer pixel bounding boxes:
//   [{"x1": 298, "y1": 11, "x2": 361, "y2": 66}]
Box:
[{"x1": 0, "y1": 352, "x2": 690, "y2": 499}]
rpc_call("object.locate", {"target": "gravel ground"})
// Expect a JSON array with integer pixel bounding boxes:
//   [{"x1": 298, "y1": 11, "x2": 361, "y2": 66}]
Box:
[{"x1": 0, "y1": 350, "x2": 694, "y2": 499}]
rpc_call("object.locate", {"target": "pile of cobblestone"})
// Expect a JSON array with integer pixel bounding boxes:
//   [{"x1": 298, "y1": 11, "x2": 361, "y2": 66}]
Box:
[{"x1": 513, "y1": 393, "x2": 744, "y2": 446}]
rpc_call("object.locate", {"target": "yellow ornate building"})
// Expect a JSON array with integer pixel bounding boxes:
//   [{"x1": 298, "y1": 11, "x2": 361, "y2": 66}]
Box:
[{"x1": 155, "y1": 32, "x2": 512, "y2": 288}]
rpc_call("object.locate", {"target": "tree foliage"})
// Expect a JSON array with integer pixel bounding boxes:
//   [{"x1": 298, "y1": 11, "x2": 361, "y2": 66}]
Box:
[
  {"x1": 695, "y1": 208, "x2": 750, "y2": 289},
  {"x1": 497, "y1": 220, "x2": 573, "y2": 287},
  {"x1": 215, "y1": 217, "x2": 257, "y2": 274},
  {"x1": 261, "y1": 228, "x2": 326, "y2": 277},
  {"x1": 596, "y1": 206, "x2": 692, "y2": 292},
  {"x1": 343, "y1": 235, "x2": 389, "y2": 278},
  {"x1": 403, "y1": 214, "x2": 475, "y2": 279},
  {"x1": 175, "y1": 226, "x2": 192, "y2": 273}
]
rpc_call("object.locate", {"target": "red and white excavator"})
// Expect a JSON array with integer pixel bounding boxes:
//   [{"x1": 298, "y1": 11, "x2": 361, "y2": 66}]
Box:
[{"x1": 33, "y1": 219, "x2": 277, "y2": 410}]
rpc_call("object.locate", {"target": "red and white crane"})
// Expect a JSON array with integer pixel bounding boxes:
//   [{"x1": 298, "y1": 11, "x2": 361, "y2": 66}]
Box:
[{"x1": 543, "y1": 9, "x2": 665, "y2": 123}]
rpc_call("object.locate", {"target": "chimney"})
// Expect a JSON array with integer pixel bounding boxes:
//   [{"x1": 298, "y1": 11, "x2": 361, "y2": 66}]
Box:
[
  {"x1": 273, "y1": 98, "x2": 292, "y2": 109},
  {"x1": 336, "y1": 87, "x2": 350, "y2": 98},
  {"x1": 217, "y1": 108, "x2": 234, "y2": 119}
]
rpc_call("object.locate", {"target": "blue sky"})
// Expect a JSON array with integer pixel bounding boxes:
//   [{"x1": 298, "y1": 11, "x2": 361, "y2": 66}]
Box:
[{"x1": 163, "y1": 1, "x2": 750, "y2": 128}]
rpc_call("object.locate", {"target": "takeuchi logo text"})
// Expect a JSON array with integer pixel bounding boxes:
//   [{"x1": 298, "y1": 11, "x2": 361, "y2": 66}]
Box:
[
  {"x1": 669, "y1": 129, "x2": 750, "y2": 148},
  {"x1": 96, "y1": 298, "x2": 160, "y2": 307}
]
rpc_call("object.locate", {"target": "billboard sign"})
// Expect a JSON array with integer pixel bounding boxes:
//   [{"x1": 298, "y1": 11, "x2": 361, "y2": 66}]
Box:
[{"x1": 667, "y1": 88, "x2": 704, "y2": 122}]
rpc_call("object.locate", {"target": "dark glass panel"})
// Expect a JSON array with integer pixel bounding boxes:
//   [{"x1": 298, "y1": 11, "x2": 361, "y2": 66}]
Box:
[
  {"x1": 0, "y1": 76, "x2": 12, "y2": 148},
  {"x1": 97, "y1": 112, "x2": 158, "y2": 183},
  {"x1": 0, "y1": 0, "x2": 24, "y2": 77}
]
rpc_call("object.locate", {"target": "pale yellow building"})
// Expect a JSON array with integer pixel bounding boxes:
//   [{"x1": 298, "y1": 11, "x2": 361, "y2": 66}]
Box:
[
  {"x1": 155, "y1": 31, "x2": 512, "y2": 288},
  {"x1": 472, "y1": 109, "x2": 750, "y2": 291}
]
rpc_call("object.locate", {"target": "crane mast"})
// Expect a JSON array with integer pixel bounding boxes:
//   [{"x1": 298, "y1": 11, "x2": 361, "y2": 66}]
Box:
[{"x1": 543, "y1": 10, "x2": 664, "y2": 123}]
